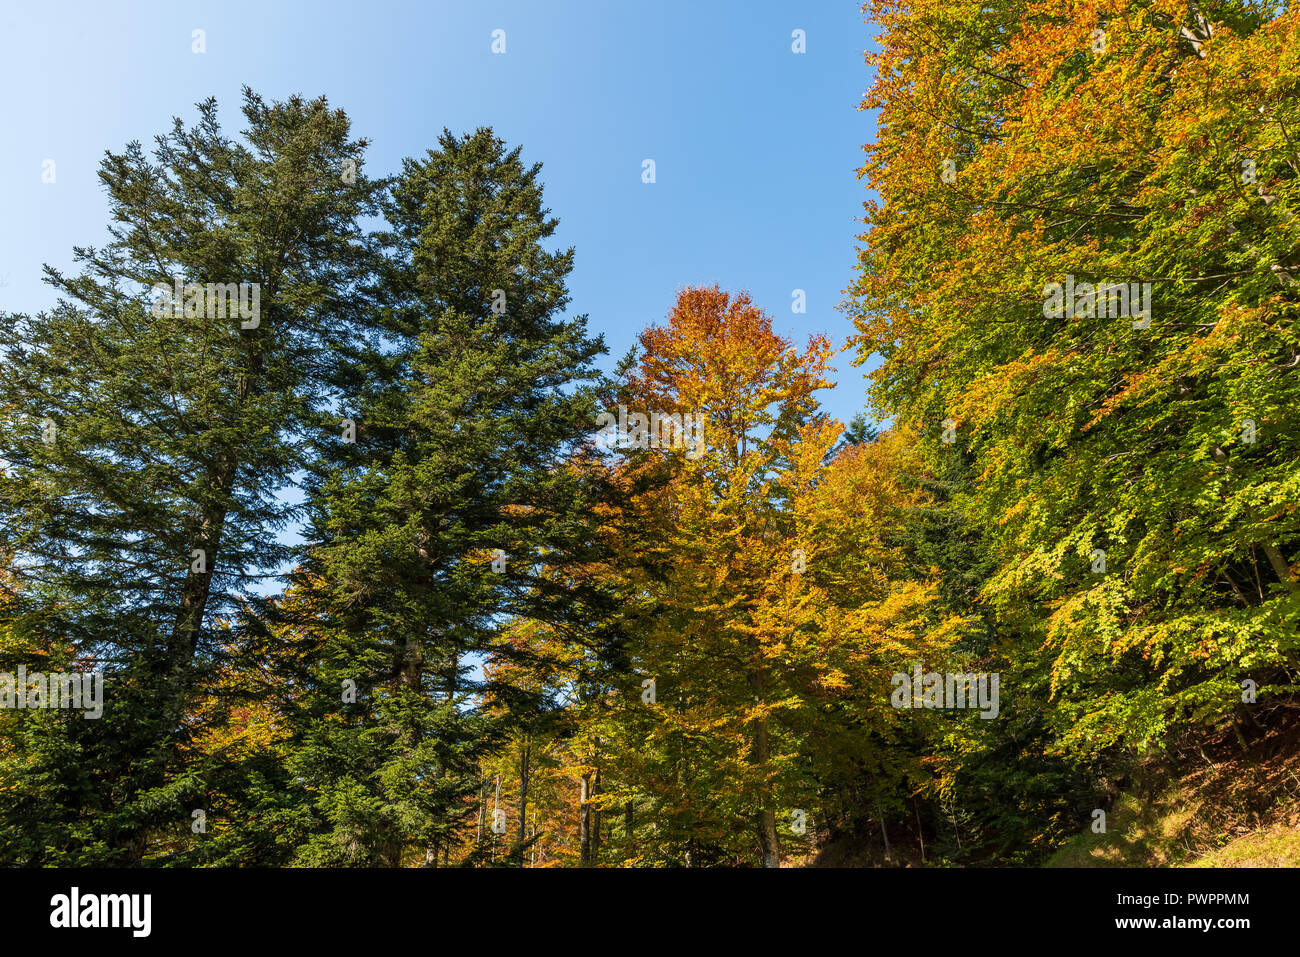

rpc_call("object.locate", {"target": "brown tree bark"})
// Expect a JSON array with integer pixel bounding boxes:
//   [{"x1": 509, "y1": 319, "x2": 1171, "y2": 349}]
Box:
[
  {"x1": 517, "y1": 737, "x2": 531, "y2": 853},
  {"x1": 753, "y1": 715, "x2": 781, "y2": 868},
  {"x1": 578, "y1": 772, "x2": 592, "y2": 866}
]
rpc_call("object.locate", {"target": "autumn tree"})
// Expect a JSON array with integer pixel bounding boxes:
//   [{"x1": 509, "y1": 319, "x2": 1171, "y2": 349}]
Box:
[
  {"x1": 571, "y1": 286, "x2": 836, "y2": 866},
  {"x1": 848, "y1": 0, "x2": 1300, "y2": 772}
]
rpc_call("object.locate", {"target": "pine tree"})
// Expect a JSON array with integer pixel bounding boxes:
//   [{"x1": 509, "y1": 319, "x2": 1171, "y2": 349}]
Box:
[
  {"x1": 282, "y1": 129, "x2": 610, "y2": 865},
  {"x1": 0, "y1": 89, "x2": 378, "y2": 863}
]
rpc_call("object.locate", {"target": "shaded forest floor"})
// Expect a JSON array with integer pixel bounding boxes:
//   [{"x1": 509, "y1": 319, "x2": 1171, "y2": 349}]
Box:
[
  {"x1": 1047, "y1": 701, "x2": 1300, "y2": 868},
  {"x1": 807, "y1": 702, "x2": 1300, "y2": 868}
]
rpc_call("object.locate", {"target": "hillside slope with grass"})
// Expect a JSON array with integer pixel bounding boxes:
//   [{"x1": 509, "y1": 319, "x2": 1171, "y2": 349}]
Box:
[{"x1": 1048, "y1": 704, "x2": 1300, "y2": 868}]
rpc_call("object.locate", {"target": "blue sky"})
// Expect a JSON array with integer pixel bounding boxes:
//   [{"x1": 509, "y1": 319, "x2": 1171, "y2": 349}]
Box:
[{"x1": 0, "y1": 0, "x2": 881, "y2": 428}]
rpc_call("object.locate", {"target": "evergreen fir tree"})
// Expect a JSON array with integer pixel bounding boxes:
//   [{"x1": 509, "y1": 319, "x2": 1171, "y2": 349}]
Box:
[
  {"x1": 0, "y1": 89, "x2": 378, "y2": 863},
  {"x1": 282, "y1": 129, "x2": 610, "y2": 865}
]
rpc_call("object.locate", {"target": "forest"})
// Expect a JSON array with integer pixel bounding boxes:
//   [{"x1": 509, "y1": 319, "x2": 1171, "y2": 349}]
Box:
[{"x1": 1, "y1": 0, "x2": 1298, "y2": 868}]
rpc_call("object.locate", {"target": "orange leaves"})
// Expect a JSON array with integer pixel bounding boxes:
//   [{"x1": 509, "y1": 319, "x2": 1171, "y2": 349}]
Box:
[{"x1": 630, "y1": 286, "x2": 833, "y2": 454}]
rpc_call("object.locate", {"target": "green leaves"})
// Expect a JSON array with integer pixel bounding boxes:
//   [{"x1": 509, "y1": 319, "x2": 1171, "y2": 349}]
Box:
[
  {"x1": 0, "y1": 90, "x2": 379, "y2": 862},
  {"x1": 852, "y1": 0, "x2": 1300, "y2": 766}
]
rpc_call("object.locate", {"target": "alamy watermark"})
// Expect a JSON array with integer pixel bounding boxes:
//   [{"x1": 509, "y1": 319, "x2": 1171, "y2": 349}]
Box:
[
  {"x1": 0, "y1": 666, "x2": 103, "y2": 719},
  {"x1": 891, "y1": 665, "x2": 999, "y2": 719},
  {"x1": 596, "y1": 405, "x2": 707, "y2": 459},
  {"x1": 1043, "y1": 275, "x2": 1152, "y2": 328},
  {"x1": 50, "y1": 887, "x2": 150, "y2": 937},
  {"x1": 149, "y1": 275, "x2": 261, "y2": 328}
]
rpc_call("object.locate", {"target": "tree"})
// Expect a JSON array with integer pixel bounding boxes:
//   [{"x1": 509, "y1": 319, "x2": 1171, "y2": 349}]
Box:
[
  {"x1": 847, "y1": 0, "x2": 1300, "y2": 768},
  {"x1": 281, "y1": 129, "x2": 610, "y2": 865},
  {"x1": 0, "y1": 89, "x2": 378, "y2": 862},
  {"x1": 590, "y1": 286, "x2": 836, "y2": 866}
]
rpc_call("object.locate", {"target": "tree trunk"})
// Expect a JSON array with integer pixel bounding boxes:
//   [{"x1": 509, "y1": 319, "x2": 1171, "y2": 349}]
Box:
[
  {"x1": 163, "y1": 455, "x2": 238, "y2": 722},
  {"x1": 399, "y1": 633, "x2": 424, "y2": 689},
  {"x1": 591, "y1": 762, "x2": 602, "y2": 859},
  {"x1": 115, "y1": 454, "x2": 240, "y2": 863},
  {"x1": 1262, "y1": 543, "x2": 1297, "y2": 594},
  {"x1": 477, "y1": 779, "x2": 486, "y2": 846},
  {"x1": 578, "y1": 772, "x2": 592, "y2": 866},
  {"x1": 517, "y1": 738, "x2": 531, "y2": 854},
  {"x1": 914, "y1": 796, "x2": 926, "y2": 864},
  {"x1": 492, "y1": 775, "x2": 501, "y2": 863},
  {"x1": 754, "y1": 715, "x2": 780, "y2": 868},
  {"x1": 876, "y1": 798, "x2": 893, "y2": 864}
]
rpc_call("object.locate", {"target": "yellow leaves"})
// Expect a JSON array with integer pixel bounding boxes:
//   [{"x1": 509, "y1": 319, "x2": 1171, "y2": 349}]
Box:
[
  {"x1": 579, "y1": 276, "x2": 981, "y2": 844},
  {"x1": 817, "y1": 668, "x2": 851, "y2": 694},
  {"x1": 953, "y1": 348, "x2": 1062, "y2": 432},
  {"x1": 628, "y1": 286, "x2": 834, "y2": 454},
  {"x1": 186, "y1": 698, "x2": 290, "y2": 762}
]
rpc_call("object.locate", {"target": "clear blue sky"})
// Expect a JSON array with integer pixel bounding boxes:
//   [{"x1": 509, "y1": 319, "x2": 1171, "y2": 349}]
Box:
[{"x1": 1, "y1": 0, "x2": 881, "y2": 428}]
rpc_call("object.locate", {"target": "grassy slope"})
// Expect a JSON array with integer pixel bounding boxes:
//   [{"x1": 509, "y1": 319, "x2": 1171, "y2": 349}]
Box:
[{"x1": 1047, "y1": 705, "x2": 1300, "y2": 868}]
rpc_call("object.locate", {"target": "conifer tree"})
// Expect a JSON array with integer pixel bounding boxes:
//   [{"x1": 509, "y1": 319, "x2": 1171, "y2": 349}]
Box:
[
  {"x1": 282, "y1": 129, "x2": 610, "y2": 865},
  {"x1": 0, "y1": 89, "x2": 378, "y2": 863}
]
